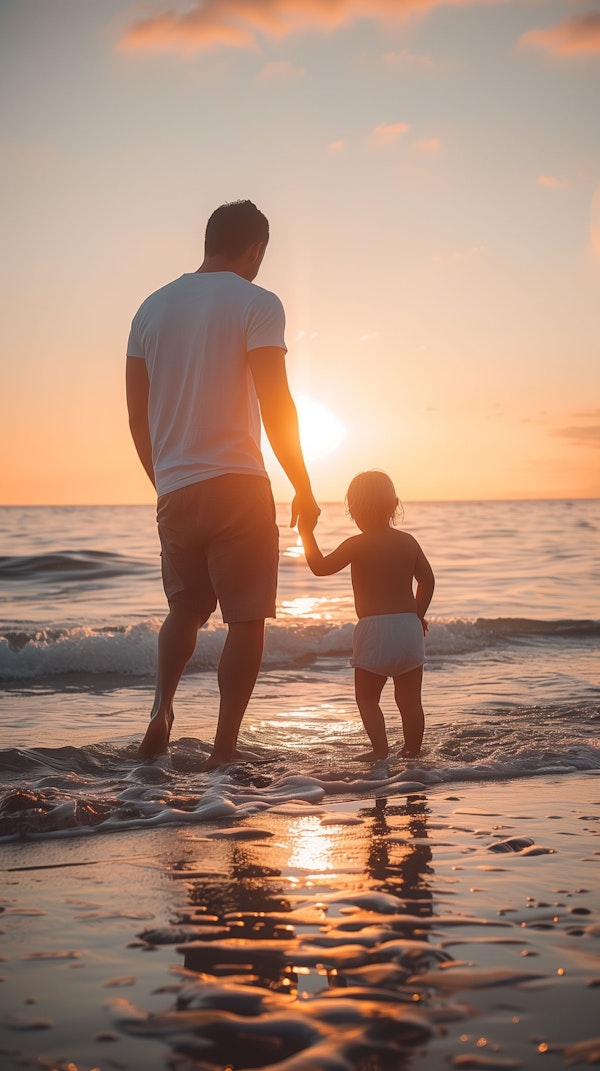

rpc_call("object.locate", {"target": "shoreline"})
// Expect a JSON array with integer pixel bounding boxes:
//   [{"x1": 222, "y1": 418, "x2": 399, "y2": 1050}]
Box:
[{"x1": 1, "y1": 772, "x2": 599, "y2": 1071}]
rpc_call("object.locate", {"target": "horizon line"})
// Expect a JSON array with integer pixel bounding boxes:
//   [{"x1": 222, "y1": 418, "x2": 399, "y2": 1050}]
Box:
[{"x1": 1, "y1": 496, "x2": 598, "y2": 508}]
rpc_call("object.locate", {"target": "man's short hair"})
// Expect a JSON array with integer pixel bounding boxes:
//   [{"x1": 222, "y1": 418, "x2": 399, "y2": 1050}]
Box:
[{"x1": 204, "y1": 200, "x2": 269, "y2": 259}]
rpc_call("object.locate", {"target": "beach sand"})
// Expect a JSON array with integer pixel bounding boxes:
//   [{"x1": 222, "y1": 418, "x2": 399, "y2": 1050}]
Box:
[{"x1": 1, "y1": 772, "x2": 599, "y2": 1071}]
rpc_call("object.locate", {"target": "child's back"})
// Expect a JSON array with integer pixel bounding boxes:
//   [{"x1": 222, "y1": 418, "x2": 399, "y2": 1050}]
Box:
[{"x1": 348, "y1": 527, "x2": 426, "y2": 620}]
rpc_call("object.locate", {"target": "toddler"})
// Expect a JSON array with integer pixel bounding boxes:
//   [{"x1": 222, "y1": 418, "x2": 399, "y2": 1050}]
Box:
[{"x1": 299, "y1": 470, "x2": 434, "y2": 760}]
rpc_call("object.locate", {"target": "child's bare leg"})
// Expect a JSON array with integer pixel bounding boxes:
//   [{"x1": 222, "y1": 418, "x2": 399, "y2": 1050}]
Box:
[
  {"x1": 354, "y1": 667, "x2": 388, "y2": 760},
  {"x1": 393, "y1": 665, "x2": 424, "y2": 757}
]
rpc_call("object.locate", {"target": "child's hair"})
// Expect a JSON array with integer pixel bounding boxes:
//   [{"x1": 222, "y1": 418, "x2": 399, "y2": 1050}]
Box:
[{"x1": 345, "y1": 470, "x2": 403, "y2": 526}]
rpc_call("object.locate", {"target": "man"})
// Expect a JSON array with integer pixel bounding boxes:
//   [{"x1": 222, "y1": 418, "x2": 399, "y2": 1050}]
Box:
[{"x1": 126, "y1": 200, "x2": 319, "y2": 769}]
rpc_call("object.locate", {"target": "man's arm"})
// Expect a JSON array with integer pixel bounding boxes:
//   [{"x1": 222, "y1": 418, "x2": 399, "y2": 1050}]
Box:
[
  {"x1": 125, "y1": 356, "x2": 155, "y2": 489},
  {"x1": 249, "y1": 347, "x2": 319, "y2": 528}
]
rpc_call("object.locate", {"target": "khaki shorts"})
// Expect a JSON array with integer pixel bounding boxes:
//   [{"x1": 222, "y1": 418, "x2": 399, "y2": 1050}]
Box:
[{"x1": 157, "y1": 475, "x2": 279, "y2": 622}]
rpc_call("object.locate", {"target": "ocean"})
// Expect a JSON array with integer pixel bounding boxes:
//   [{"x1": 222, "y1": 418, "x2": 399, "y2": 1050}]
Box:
[
  {"x1": 1, "y1": 498, "x2": 598, "y2": 841},
  {"x1": 1, "y1": 499, "x2": 599, "y2": 1071}
]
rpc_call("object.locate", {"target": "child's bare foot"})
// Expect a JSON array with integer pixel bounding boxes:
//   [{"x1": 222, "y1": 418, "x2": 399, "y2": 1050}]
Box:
[
  {"x1": 137, "y1": 710, "x2": 174, "y2": 760},
  {"x1": 399, "y1": 747, "x2": 420, "y2": 759},
  {"x1": 202, "y1": 747, "x2": 260, "y2": 772},
  {"x1": 354, "y1": 749, "x2": 388, "y2": 762}
]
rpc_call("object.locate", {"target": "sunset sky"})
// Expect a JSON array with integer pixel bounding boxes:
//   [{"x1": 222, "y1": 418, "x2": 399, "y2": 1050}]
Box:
[{"x1": 1, "y1": 0, "x2": 599, "y2": 505}]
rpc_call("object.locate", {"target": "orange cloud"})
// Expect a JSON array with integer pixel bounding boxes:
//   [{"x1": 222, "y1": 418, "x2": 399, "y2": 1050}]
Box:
[
  {"x1": 382, "y1": 48, "x2": 435, "y2": 69},
  {"x1": 590, "y1": 185, "x2": 600, "y2": 262},
  {"x1": 369, "y1": 121, "x2": 410, "y2": 147},
  {"x1": 119, "y1": 0, "x2": 512, "y2": 55},
  {"x1": 327, "y1": 138, "x2": 345, "y2": 153},
  {"x1": 119, "y1": 6, "x2": 254, "y2": 53},
  {"x1": 537, "y1": 174, "x2": 570, "y2": 189},
  {"x1": 432, "y1": 244, "x2": 484, "y2": 265},
  {"x1": 256, "y1": 59, "x2": 304, "y2": 80},
  {"x1": 553, "y1": 424, "x2": 600, "y2": 448},
  {"x1": 521, "y1": 13, "x2": 600, "y2": 58},
  {"x1": 413, "y1": 137, "x2": 443, "y2": 153}
]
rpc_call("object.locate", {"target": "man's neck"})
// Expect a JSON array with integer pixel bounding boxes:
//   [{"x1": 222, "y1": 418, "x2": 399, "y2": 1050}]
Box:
[{"x1": 196, "y1": 255, "x2": 237, "y2": 275}]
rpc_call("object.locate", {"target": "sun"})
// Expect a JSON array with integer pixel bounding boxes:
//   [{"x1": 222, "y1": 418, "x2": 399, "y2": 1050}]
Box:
[{"x1": 297, "y1": 395, "x2": 346, "y2": 461}]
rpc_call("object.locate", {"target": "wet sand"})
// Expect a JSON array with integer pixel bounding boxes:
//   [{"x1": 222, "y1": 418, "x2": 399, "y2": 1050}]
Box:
[{"x1": 1, "y1": 772, "x2": 599, "y2": 1071}]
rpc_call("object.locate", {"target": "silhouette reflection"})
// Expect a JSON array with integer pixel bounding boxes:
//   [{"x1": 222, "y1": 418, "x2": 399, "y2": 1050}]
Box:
[
  {"x1": 364, "y1": 794, "x2": 433, "y2": 917},
  {"x1": 146, "y1": 796, "x2": 436, "y2": 1069},
  {"x1": 161, "y1": 794, "x2": 435, "y2": 975}
]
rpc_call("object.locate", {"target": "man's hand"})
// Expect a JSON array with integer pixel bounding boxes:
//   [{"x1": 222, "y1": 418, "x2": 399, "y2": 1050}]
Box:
[{"x1": 291, "y1": 491, "x2": 320, "y2": 531}]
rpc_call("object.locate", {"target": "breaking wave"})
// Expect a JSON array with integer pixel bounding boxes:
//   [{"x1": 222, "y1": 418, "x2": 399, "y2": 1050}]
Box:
[{"x1": 1, "y1": 616, "x2": 598, "y2": 682}]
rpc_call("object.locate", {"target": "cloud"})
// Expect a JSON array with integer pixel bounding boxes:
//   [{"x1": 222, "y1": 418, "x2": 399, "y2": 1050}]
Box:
[
  {"x1": 431, "y1": 244, "x2": 484, "y2": 265},
  {"x1": 537, "y1": 174, "x2": 570, "y2": 190},
  {"x1": 294, "y1": 330, "x2": 319, "y2": 342},
  {"x1": 256, "y1": 59, "x2": 304, "y2": 80},
  {"x1": 118, "y1": 5, "x2": 254, "y2": 53},
  {"x1": 520, "y1": 13, "x2": 600, "y2": 58},
  {"x1": 118, "y1": 0, "x2": 510, "y2": 55},
  {"x1": 590, "y1": 185, "x2": 600, "y2": 262},
  {"x1": 413, "y1": 137, "x2": 443, "y2": 154},
  {"x1": 553, "y1": 424, "x2": 600, "y2": 448},
  {"x1": 382, "y1": 48, "x2": 435, "y2": 69},
  {"x1": 368, "y1": 121, "x2": 410, "y2": 147},
  {"x1": 327, "y1": 138, "x2": 345, "y2": 153}
]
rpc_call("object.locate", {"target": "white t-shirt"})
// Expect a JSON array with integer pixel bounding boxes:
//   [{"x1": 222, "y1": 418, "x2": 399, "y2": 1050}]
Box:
[{"x1": 127, "y1": 272, "x2": 286, "y2": 496}]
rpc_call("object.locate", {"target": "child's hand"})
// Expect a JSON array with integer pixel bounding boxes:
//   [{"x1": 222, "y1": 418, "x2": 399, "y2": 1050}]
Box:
[
  {"x1": 420, "y1": 618, "x2": 429, "y2": 635},
  {"x1": 298, "y1": 513, "x2": 317, "y2": 538}
]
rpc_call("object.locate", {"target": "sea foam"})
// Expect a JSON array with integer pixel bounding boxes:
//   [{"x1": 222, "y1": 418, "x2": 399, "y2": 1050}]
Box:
[{"x1": 1, "y1": 616, "x2": 597, "y2": 681}]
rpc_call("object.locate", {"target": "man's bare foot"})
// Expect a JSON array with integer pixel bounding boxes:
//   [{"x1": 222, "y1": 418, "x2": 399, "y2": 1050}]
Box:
[
  {"x1": 137, "y1": 710, "x2": 174, "y2": 760},
  {"x1": 202, "y1": 747, "x2": 260, "y2": 772},
  {"x1": 354, "y1": 749, "x2": 388, "y2": 762}
]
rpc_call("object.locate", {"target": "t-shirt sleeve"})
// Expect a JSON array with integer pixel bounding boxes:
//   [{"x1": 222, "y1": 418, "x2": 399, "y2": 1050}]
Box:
[
  {"x1": 246, "y1": 290, "x2": 287, "y2": 353},
  {"x1": 126, "y1": 313, "x2": 144, "y2": 359}
]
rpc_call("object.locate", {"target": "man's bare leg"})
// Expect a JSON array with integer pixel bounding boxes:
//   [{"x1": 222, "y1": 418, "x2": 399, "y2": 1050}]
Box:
[
  {"x1": 354, "y1": 667, "x2": 389, "y2": 761},
  {"x1": 203, "y1": 619, "x2": 265, "y2": 770},
  {"x1": 138, "y1": 605, "x2": 207, "y2": 759}
]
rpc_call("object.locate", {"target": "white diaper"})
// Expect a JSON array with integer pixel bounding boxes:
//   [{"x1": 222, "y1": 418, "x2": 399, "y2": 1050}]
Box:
[{"x1": 351, "y1": 612, "x2": 425, "y2": 677}]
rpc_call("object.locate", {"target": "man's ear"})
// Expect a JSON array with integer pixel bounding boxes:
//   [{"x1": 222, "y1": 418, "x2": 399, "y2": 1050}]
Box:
[
  {"x1": 238, "y1": 240, "x2": 267, "y2": 280},
  {"x1": 249, "y1": 240, "x2": 267, "y2": 264}
]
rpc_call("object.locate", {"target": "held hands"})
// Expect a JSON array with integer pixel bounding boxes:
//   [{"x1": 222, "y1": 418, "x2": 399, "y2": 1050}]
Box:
[
  {"x1": 297, "y1": 513, "x2": 315, "y2": 541},
  {"x1": 291, "y1": 490, "x2": 320, "y2": 532}
]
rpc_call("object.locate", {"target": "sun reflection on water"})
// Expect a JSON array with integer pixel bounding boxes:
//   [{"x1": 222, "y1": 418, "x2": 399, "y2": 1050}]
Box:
[
  {"x1": 280, "y1": 595, "x2": 336, "y2": 620},
  {"x1": 287, "y1": 815, "x2": 335, "y2": 873},
  {"x1": 282, "y1": 534, "x2": 304, "y2": 559}
]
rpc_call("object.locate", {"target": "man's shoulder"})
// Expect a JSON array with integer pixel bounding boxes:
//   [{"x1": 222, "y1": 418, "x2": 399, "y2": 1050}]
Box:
[
  {"x1": 237, "y1": 276, "x2": 283, "y2": 307},
  {"x1": 134, "y1": 273, "x2": 283, "y2": 320},
  {"x1": 135, "y1": 275, "x2": 187, "y2": 311}
]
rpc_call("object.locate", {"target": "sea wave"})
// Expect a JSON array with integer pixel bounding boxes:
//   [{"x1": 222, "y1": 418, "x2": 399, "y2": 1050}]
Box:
[
  {"x1": 0, "y1": 616, "x2": 595, "y2": 681},
  {"x1": 0, "y1": 549, "x2": 152, "y2": 582},
  {"x1": 0, "y1": 702, "x2": 598, "y2": 841},
  {"x1": 0, "y1": 616, "x2": 598, "y2": 682}
]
